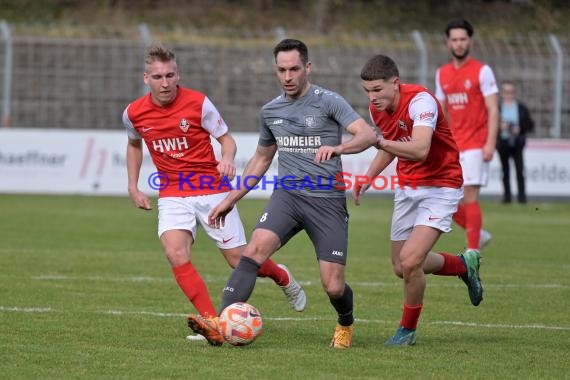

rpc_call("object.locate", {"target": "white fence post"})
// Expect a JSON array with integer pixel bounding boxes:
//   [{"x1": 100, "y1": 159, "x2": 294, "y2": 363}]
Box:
[
  {"x1": 138, "y1": 23, "x2": 153, "y2": 96},
  {"x1": 548, "y1": 34, "x2": 563, "y2": 139},
  {"x1": 411, "y1": 30, "x2": 428, "y2": 88},
  {"x1": 0, "y1": 20, "x2": 13, "y2": 128}
]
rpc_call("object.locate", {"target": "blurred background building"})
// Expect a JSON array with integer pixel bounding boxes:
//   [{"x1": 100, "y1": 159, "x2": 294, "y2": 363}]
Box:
[{"x1": 0, "y1": 0, "x2": 568, "y2": 137}]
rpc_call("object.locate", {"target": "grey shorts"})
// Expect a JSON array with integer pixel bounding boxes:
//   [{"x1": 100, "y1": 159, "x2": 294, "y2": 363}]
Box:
[{"x1": 254, "y1": 190, "x2": 349, "y2": 264}]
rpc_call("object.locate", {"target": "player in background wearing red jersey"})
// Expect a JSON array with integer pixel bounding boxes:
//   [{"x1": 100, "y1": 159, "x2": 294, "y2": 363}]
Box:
[
  {"x1": 435, "y1": 18, "x2": 498, "y2": 252},
  {"x1": 355, "y1": 55, "x2": 483, "y2": 346},
  {"x1": 122, "y1": 44, "x2": 306, "y2": 344}
]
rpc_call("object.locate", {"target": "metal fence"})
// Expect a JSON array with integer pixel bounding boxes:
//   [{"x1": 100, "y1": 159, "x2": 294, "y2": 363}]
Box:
[{"x1": 0, "y1": 22, "x2": 568, "y2": 138}]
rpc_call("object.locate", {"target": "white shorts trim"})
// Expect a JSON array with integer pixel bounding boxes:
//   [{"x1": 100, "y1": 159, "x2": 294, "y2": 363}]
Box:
[
  {"x1": 157, "y1": 193, "x2": 246, "y2": 249},
  {"x1": 391, "y1": 186, "x2": 463, "y2": 241},
  {"x1": 459, "y1": 149, "x2": 489, "y2": 186}
]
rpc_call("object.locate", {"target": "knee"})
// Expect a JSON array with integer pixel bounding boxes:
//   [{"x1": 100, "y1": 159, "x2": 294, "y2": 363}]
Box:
[
  {"x1": 400, "y1": 256, "x2": 422, "y2": 278},
  {"x1": 223, "y1": 249, "x2": 242, "y2": 269},
  {"x1": 323, "y1": 282, "x2": 345, "y2": 299},
  {"x1": 164, "y1": 246, "x2": 189, "y2": 267},
  {"x1": 392, "y1": 265, "x2": 404, "y2": 279},
  {"x1": 391, "y1": 256, "x2": 404, "y2": 278}
]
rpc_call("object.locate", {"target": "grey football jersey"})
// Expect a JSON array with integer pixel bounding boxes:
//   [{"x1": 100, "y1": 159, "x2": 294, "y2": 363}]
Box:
[{"x1": 259, "y1": 84, "x2": 361, "y2": 197}]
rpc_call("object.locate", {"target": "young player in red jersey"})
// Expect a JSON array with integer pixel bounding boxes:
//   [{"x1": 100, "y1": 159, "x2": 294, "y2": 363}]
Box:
[
  {"x1": 435, "y1": 18, "x2": 498, "y2": 252},
  {"x1": 355, "y1": 54, "x2": 483, "y2": 346},
  {"x1": 122, "y1": 43, "x2": 306, "y2": 344}
]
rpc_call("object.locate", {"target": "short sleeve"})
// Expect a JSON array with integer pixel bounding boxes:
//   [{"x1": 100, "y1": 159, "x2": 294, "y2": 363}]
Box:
[
  {"x1": 434, "y1": 69, "x2": 445, "y2": 102},
  {"x1": 408, "y1": 92, "x2": 438, "y2": 130},
  {"x1": 122, "y1": 106, "x2": 141, "y2": 140},
  {"x1": 479, "y1": 65, "x2": 499, "y2": 97},
  {"x1": 201, "y1": 97, "x2": 229, "y2": 138}
]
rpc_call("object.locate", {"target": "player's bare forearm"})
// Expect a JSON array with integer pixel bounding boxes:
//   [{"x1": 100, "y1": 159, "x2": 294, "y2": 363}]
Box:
[
  {"x1": 353, "y1": 149, "x2": 394, "y2": 206},
  {"x1": 378, "y1": 125, "x2": 432, "y2": 161},
  {"x1": 126, "y1": 139, "x2": 143, "y2": 193},
  {"x1": 484, "y1": 93, "x2": 499, "y2": 161},
  {"x1": 126, "y1": 139, "x2": 152, "y2": 210},
  {"x1": 366, "y1": 149, "x2": 395, "y2": 180},
  {"x1": 217, "y1": 133, "x2": 238, "y2": 180},
  {"x1": 341, "y1": 119, "x2": 377, "y2": 155},
  {"x1": 315, "y1": 120, "x2": 375, "y2": 163},
  {"x1": 226, "y1": 144, "x2": 276, "y2": 205}
]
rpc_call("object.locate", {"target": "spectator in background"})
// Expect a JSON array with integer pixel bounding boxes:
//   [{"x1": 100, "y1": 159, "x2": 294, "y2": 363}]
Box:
[
  {"x1": 435, "y1": 18, "x2": 498, "y2": 252},
  {"x1": 497, "y1": 81, "x2": 534, "y2": 204}
]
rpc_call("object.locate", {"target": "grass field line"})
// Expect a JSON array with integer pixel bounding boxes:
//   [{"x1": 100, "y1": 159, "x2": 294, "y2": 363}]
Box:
[
  {"x1": 2, "y1": 305, "x2": 569, "y2": 331},
  {"x1": 29, "y1": 275, "x2": 570, "y2": 289}
]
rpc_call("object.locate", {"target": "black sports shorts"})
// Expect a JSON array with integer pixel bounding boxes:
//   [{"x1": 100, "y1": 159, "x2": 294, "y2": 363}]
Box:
[{"x1": 254, "y1": 189, "x2": 349, "y2": 265}]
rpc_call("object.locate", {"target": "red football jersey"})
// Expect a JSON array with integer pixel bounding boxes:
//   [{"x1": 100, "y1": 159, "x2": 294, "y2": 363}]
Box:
[
  {"x1": 435, "y1": 58, "x2": 498, "y2": 151},
  {"x1": 370, "y1": 84, "x2": 463, "y2": 189},
  {"x1": 123, "y1": 86, "x2": 229, "y2": 197}
]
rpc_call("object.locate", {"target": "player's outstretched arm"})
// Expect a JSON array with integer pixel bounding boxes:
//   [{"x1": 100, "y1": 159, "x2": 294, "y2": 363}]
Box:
[
  {"x1": 352, "y1": 149, "x2": 395, "y2": 206},
  {"x1": 208, "y1": 144, "x2": 277, "y2": 228},
  {"x1": 315, "y1": 119, "x2": 376, "y2": 163}
]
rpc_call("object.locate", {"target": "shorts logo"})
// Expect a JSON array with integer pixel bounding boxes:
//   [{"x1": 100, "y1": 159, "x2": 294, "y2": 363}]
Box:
[
  {"x1": 179, "y1": 118, "x2": 190, "y2": 133},
  {"x1": 331, "y1": 250, "x2": 344, "y2": 257},
  {"x1": 428, "y1": 216, "x2": 441, "y2": 221},
  {"x1": 222, "y1": 237, "x2": 234, "y2": 244}
]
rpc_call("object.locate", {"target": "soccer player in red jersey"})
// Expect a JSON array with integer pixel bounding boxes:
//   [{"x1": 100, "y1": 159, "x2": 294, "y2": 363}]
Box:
[
  {"x1": 355, "y1": 54, "x2": 483, "y2": 346},
  {"x1": 122, "y1": 43, "x2": 306, "y2": 344},
  {"x1": 435, "y1": 18, "x2": 498, "y2": 252}
]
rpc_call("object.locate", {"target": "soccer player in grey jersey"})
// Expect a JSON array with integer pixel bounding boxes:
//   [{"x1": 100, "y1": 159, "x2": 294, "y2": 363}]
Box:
[
  {"x1": 187, "y1": 38, "x2": 377, "y2": 348},
  {"x1": 261, "y1": 83, "x2": 365, "y2": 197}
]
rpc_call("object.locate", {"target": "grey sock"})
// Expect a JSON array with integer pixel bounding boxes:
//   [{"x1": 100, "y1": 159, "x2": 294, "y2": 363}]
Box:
[{"x1": 219, "y1": 256, "x2": 260, "y2": 313}]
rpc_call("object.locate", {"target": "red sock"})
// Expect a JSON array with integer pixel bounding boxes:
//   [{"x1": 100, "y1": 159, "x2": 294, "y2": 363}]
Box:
[
  {"x1": 257, "y1": 259, "x2": 289, "y2": 287},
  {"x1": 400, "y1": 304, "x2": 423, "y2": 330},
  {"x1": 433, "y1": 253, "x2": 467, "y2": 276},
  {"x1": 464, "y1": 202, "x2": 482, "y2": 250},
  {"x1": 172, "y1": 262, "x2": 217, "y2": 317},
  {"x1": 453, "y1": 203, "x2": 466, "y2": 228}
]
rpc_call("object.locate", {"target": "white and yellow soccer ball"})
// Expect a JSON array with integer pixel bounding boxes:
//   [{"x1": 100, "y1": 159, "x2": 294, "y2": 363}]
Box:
[{"x1": 219, "y1": 302, "x2": 263, "y2": 346}]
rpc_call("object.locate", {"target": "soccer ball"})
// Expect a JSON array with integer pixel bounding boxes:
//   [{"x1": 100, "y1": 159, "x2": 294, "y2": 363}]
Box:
[{"x1": 219, "y1": 302, "x2": 263, "y2": 346}]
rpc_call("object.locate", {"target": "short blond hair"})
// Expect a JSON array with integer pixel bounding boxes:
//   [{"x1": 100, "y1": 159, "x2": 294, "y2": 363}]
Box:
[{"x1": 144, "y1": 43, "x2": 176, "y2": 68}]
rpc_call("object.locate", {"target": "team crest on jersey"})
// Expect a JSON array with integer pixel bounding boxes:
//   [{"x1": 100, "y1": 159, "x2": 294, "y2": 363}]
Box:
[
  {"x1": 398, "y1": 120, "x2": 408, "y2": 132},
  {"x1": 179, "y1": 118, "x2": 190, "y2": 133},
  {"x1": 304, "y1": 116, "x2": 317, "y2": 128},
  {"x1": 464, "y1": 79, "x2": 472, "y2": 90}
]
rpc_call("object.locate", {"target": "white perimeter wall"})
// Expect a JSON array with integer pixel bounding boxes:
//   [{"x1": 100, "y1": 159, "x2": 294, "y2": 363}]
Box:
[{"x1": 0, "y1": 129, "x2": 569, "y2": 198}]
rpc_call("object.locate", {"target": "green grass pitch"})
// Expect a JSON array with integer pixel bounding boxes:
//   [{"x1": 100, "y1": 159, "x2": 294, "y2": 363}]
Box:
[{"x1": 0, "y1": 194, "x2": 568, "y2": 379}]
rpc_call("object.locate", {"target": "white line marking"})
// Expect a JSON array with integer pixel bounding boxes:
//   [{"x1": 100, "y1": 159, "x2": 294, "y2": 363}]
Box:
[
  {"x1": 29, "y1": 275, "x2": 570, "y2": 289},
  {"x1": 0, "y1": 306, "x2": 53, "y2": 313},
  {"x1": 431, "y1": 320, "x2": 570, "y2": 331},
  {"x1": 31, "y1": 275, "x2": 171, "y2": 283},
  {"x1": 2, "y1": 305, "x2": 569, "y2": 331},
  {"x1": 104, "y1": 310, "x2": 187, "y2": 318}
]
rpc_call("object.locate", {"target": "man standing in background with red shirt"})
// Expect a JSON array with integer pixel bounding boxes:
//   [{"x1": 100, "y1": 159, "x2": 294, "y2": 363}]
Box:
[
  {"x1": 435, "y1": 18, "x2": 499, "y2": 253},
  {"x1": 122, "y1": 43, "x2": 306, "y2": 344}
]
